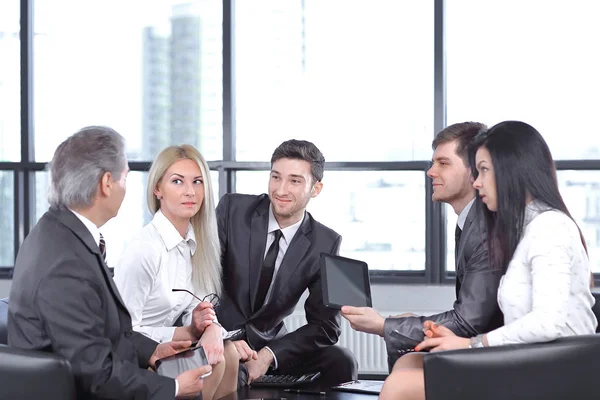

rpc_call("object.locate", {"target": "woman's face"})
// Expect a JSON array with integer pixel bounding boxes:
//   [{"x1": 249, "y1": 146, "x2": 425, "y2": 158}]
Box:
[
  {"x1": 473, "y1": 146, "x2": 497, "y2": 211},
  {"x1": 154, "y1": 158, "x2": 205, "y2": 225}
]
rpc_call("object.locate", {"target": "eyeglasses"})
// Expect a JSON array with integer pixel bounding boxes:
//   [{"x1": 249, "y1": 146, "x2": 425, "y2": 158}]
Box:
[{"x1": 172, "y1": 288, "x2": 220, "y2": 308}]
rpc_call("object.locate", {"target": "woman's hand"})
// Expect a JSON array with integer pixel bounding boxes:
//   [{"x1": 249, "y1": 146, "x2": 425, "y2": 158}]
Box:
[
  {"x1": 199, "y1": 324, "x2": 224, "y2": 365},
  {"x1": 423, "y1": 320, "x2": 455, "y2": 339},
  {"x1": 415, "y1": 336, "x2": 470, "y2": 352}
]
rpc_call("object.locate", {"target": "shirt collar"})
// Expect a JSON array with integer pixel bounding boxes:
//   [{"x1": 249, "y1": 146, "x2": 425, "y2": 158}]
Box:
[
  {"x1": 268, "y1": 205, "x2": 305, "y2": 244},
  {"x1": 457, "y1": 198, "x2": 475, "y2": 230},
  {"x1": 69, "y1": 208, "x2": 101, "y2": 247},
  {"x1": 151, "y1": 209, "x2": 197, "y2": 255}
]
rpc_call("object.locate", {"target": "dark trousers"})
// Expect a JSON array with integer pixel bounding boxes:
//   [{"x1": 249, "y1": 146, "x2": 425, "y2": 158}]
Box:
[{"x1": 238, "y1": 345, "x2": 358, "y2": 389}]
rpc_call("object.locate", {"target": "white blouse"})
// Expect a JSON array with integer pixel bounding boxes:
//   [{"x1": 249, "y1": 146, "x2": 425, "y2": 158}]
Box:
[
  {"x1": 114, "y1": 210, "x2": 207, "y2": 343},
  {"x1": 486, "y1": 202, "x2": 597, "y2": 346}
]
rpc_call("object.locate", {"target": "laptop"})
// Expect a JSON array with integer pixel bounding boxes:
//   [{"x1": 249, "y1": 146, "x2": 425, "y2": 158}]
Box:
[{"x1": 331, "y1": 380, "x2": 384, "y2": 395}]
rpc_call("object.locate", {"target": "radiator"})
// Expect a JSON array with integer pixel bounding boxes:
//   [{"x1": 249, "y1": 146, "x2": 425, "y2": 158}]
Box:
[{"x1": 284, "y1": 311, "x2": 395, "y2": 374}]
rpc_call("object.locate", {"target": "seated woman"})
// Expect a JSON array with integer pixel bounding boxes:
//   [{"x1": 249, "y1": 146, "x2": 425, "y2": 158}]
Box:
[
  {"x1": 114, "y1": 145, "x2": 237, "y2": 400},
  {"x1": 380, "y1": 121, "x2": 598, "y2": 400}
]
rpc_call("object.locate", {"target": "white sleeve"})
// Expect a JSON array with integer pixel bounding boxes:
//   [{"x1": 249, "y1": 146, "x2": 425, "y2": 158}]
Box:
[
  {"x1": 487, "y1": 213, "x2": 577, "y2": 346},
  {"x1": 114, "y1": 238, "x2": 176, "y2": 343}
]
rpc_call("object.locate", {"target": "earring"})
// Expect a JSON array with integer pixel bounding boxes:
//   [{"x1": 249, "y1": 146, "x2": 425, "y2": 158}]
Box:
[{"x1": 156, "y1": 195, "x2": 161, "y2": 200}]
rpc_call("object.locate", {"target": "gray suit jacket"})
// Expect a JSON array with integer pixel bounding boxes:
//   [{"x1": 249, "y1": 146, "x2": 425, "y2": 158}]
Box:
[
  {"x1": 383, "y1": 202, "x2": 503, "y2": 367},
  {"x1": 215, "y1": 194, "x2": 343, "y2": 367},
  {"x1": 8, "y1": 207, "x2": 175, "y2": 399}
]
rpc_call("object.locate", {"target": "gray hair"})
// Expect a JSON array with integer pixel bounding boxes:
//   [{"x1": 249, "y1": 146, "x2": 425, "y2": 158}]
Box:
[{"x1": 48, "y1": 126, "x2": 127, "y2": 209}]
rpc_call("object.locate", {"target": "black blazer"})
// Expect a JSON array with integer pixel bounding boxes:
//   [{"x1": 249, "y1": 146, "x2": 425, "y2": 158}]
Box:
[
  {"x1": 8, "y1": 207, "x2": 175, "y2": 399},
  {"x1": 216, "y1": 194, "x2": 342, "y2": 367},
  {"x1": 383, "y1": 201, "x2": 503, "y2": 363}
]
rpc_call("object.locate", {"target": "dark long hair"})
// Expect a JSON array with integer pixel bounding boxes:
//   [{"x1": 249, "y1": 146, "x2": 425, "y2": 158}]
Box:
[{"x1": 468, "y1": 121, "x2": 586, "y2": 273}]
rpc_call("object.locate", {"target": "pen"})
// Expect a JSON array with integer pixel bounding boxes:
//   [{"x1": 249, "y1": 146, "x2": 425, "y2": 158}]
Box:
[{"x1": 284, "y1": 389, "x2": 327, "y2": 396}]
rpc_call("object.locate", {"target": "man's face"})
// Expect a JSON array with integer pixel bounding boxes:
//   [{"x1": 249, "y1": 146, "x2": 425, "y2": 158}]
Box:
[
  {"x1": 108, "y1": 163, "x2": 129, "y2": 219},
  {"x1": 426, "y1": 141, "x2": 473, "y2": 207},
  {"x1": 268, "y1": 158, "x2": 322, "y2": 228}
]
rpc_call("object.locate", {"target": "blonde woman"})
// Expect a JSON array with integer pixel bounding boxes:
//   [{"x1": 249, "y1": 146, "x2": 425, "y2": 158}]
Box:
[{"x1": 115, "y1": 145, "x2": 237, "y2": 400}]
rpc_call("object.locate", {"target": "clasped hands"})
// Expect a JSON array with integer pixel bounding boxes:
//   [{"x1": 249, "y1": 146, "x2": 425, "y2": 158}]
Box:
[{"x1": 415, "y1": 320, "x2": 470, "y2": 352}]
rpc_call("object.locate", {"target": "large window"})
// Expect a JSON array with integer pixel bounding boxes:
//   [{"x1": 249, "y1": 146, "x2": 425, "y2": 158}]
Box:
[
  {"x1": 235, "y1": 0, "x2": 434, "y2": 162},
  {"x1": 3, "y1": 1, "x2": 600, "y2": 283},
  {"x1": 0, "y1": 1, "x2": 20, "y2": 160},
  {"x1": 34, "y1": 0, "x2": 222, "y2": 162}
]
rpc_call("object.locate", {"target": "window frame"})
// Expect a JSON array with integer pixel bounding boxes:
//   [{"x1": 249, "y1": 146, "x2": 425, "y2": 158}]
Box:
[{"x1": 3, "y1": 0, "x2": 599, "y2": 286}]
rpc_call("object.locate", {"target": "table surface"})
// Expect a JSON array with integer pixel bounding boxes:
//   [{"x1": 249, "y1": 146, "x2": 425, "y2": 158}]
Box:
[{"x1": 219, "y1": 385, "x2": 380, "y2": 400}]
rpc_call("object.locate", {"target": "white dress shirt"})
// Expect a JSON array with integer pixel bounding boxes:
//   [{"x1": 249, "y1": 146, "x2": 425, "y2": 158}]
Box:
[
  {"x1": 69, "y1": 209, "x2": 101, "y2": 248},
  {"x1": 486, "y1": 201, "x2": 598, "y2": 346},
  {"x1": 114, "y1": 210, "x2": 207, "y2": 343},
  {"x1": 261, "y1": 206, "x2": 305, "y2": 368}
]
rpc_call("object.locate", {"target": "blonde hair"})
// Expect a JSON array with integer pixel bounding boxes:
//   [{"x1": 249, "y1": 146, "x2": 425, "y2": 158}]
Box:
[{"x1": 147, "y1": 145, "x2": 222, "y2": 295}]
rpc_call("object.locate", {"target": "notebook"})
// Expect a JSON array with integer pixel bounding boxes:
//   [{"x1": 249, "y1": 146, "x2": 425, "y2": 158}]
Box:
[{"x1": 331, "y1": 380, "x2": 384, "y2": 395}]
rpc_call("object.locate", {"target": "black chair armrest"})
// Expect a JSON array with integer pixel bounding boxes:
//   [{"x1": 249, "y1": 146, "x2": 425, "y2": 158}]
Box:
[
  {"x1": 424, "y1": 334, "x2": 600, "y2": 400},
  {"x1": 0, "y1": 344, "x2": 76, "y2": 400}
]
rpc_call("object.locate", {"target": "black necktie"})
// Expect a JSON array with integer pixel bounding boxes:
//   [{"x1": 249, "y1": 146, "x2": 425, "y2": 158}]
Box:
[
  {"x1": 454, "y1": 225, "x2": 462, "y2": 260},
  {"x1": 255, "y1": 230, "x2": 283, "y2": 311},
  {"x1": 99, "y1": 233, "x2": 107, "y2": 263}
]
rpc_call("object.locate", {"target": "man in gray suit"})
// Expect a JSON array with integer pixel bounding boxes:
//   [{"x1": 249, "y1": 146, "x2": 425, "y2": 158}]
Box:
[
  {"x1": 341, "y1": 122, "x2": 503, "y2": 368},
  {"x1": 8, "y1": 126, "x2": 209, "y2": 399}
]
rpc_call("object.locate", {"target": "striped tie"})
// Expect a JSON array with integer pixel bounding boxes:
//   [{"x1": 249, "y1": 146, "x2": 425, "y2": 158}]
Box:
[{"x1": 99, "y1": 233, "x2": 107, "y2": 263}]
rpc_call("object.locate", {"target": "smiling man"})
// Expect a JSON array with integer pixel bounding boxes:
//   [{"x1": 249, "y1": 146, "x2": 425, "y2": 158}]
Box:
[
  {"x1": 215, "y1": 139, "x2": 357, "y2": 388},
  {"x1": 341, "y1": 122, "x2": 504, "y2": 369}
]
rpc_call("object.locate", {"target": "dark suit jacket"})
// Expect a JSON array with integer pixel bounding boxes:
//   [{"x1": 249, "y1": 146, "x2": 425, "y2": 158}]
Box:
[
  {"x1": 8, "y1": 207, "x2": 175, "y2": 399},
  {"x1": 383, "y1": 201, "x2": 503, "y2": 365},
  {"x1": 216, "y1": 194, "x2": 342, "y2": 367}
]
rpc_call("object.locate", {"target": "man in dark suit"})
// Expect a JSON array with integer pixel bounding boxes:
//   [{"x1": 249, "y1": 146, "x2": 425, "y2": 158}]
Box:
[
  {"x1": 341, "y1": 122, "x2": 504, "y2": 369},
  {"x1": 216, "y1": 140, "x2": 357, "y2": 387},
  {"x1": 8, "y1": 126, "x2": 209, "y2": 399}
]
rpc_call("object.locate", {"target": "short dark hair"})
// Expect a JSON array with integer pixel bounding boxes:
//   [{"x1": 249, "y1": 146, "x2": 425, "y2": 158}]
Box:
[
  {"x1": 271, "y1": 139, "x2": 325, "y2": 183},
  {"x1": 432, "y1": 122, "x2": 487, "y2": 166},
  {"x1": 468, "y1": 120, "x2": 586, "y2": 272}
]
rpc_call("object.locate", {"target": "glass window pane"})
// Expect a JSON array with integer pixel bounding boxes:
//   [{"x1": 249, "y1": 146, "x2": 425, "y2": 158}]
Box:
[
  {"x1": 34, "y1": 0, "x2": 222, "y2": 162},
  {"x1": 0, "y1": 2, "x2": 21, "y2": 161},
  {"x1": 35, "y1": 169, "x2": 220, "y2": 266},
  {"x1": 558, "y1": 170, "x2": 600, "y2": 273},
  {"x1": 0, "y1": 172, "x2": 14, "y2": 265},
  {"x1": 447, "y1": 0, "x2": 600, "y2": 160},
  {"x1": 235, "y1": 0, "x2": 433, "y2": 162},
  {"x1": 236, "y1": 170, "x2": 426, "y2": 271}
]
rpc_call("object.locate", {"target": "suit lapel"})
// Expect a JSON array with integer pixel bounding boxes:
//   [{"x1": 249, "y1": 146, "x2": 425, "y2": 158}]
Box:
[
  {"x1": 271, "y1": 213, "x2": 312, "y2": 306},
  {"x1": 249, "y1": 198, "x2": 270, "y2": 312},
  {"x1": 456, "y1": 204, "x2": 477, "y2": 273},
  {"x1": 267, "y1": 214, "x2": 312, "y2": 305},
  {"x1": 54, "y1": 208, "x2": 129, "y2": 312}
]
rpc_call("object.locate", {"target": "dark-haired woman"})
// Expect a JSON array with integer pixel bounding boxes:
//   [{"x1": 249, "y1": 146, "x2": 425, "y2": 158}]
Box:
[{"x1": 380, "y1": 121, "x2": 597, "y2": 400}]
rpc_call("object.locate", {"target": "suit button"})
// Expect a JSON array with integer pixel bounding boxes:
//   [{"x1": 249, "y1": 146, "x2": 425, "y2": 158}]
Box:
[{"x1": 125, "y1": 330, "x2": 133, "y2": 338}]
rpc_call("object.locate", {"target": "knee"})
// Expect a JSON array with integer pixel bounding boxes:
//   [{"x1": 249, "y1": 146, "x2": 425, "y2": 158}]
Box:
[
  {"x1": 224, "y1": 341, "x2": 239, "y2": 365},
  {"x1": 325, "y1": 346, "x2": 358, "y2": 379}
]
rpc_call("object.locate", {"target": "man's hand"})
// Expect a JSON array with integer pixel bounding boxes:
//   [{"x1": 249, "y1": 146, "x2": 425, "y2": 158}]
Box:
[
  {"x1": 422, "y1": 320, "x2": 454, "y2": 339},
  {"x1": 415, "y1": 335, "x2": 470, "y2": 352},
  {"x1": 191, "y1": 302, "x2": 215, "y2": 337},
  {"x1": 340, "y1": 306, "x2": 386, "y2": 336},
  {"x1": 233, "y1": 340, "x2": 258, "y2": 362},
  {"x1": 149, "y1": 340, "x2": 192, "y2": 369},
  {"x1": 175, "y1": 365, "x2": 212, "y2": 399},
  {"x1": 245, "y1": 348, "x2": 273, "y2": 383},
  {"x1": 199, "y1": 324, "x2": 224, "y2": 365}
]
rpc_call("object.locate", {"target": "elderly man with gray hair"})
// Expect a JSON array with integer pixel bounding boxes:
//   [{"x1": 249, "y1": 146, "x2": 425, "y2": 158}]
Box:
[{"x1": 8, "y1": 126, "x2": 209, "y2": 399}]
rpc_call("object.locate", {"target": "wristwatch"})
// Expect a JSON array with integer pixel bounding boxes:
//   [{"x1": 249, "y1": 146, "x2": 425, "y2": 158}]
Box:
[{"x1": 469, "y1": 334, "x2": 485, "y2": 349}]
